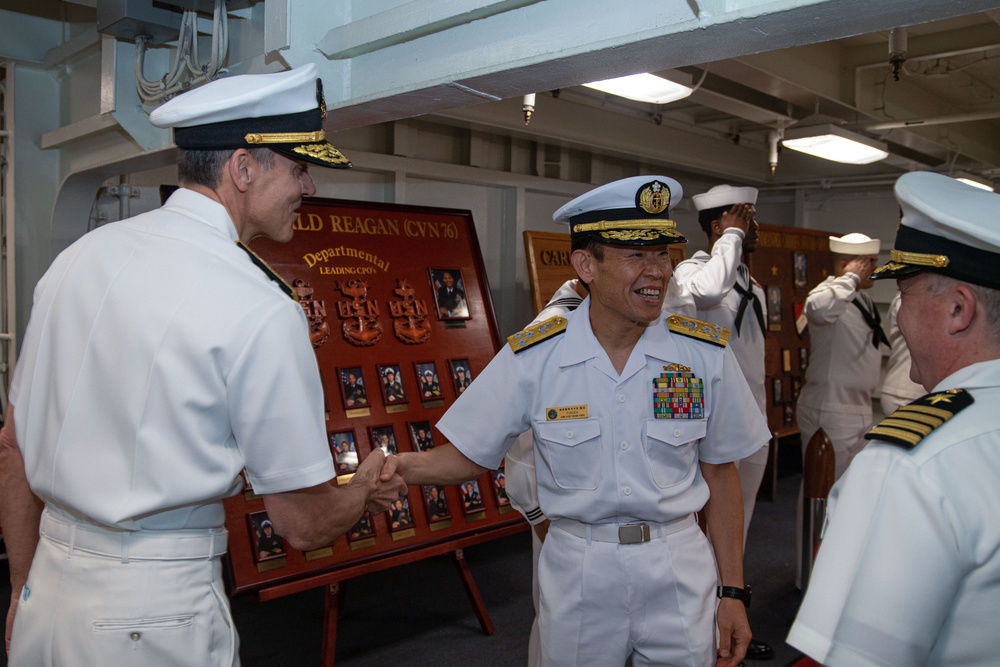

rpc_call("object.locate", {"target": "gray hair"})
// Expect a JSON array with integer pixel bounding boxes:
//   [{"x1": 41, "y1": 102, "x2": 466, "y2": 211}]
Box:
[{"x1": 177, "y1": 147, "x2": 274, "y2": 188}]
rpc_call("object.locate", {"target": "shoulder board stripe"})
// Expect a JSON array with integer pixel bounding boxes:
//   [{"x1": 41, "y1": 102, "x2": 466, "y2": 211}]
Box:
[
  {"x1": 507, "y1": 315, "x2": 568, "y2": 353},
  {"x1": 865, "y1": 388, "x2": 973, "y2": 449},
  {"x1": 884, "y1": 410, "x2": 944, "y2": 428},
  {"x1": 894, "y1": 404, "x2": 954, "y2": 420},
  {"x1": 665, "y1": 314, "x2": 729, "y2": 347},
  {"x1": 867, "y1": 426, "x2": 923, "y2": 447},
  {"x1": 877, "y1": 418, "x2": 934, "y2": 437}
]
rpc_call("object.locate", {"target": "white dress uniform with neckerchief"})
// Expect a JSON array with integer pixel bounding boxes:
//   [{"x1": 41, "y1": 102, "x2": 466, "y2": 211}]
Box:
[
  {"x1": 435, "y1": 176, "x2": 771, "y2": 666},
  {"x1": 672, "y1": 184, "x2": 769, "y2": 547},
  {"x1": 796, "y1": 232, "x2": 888, "y2": 481},
  {"x1": 789, "y1": 172, "x2": 1000, "y2": 666},
  {"x1": 7, "y1": 65, "x2": 350, "y2": 667},
  {"x1": 879, "y1": 291, "x2": 925, "y2": 415}
]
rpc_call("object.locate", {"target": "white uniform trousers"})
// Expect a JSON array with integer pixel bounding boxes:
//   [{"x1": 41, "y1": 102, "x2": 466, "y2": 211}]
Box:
[
  {"x1": 10, "y1": 509, "x2": 239, "y2": 667},
  {"x1": 539, "y1": 518, "x2": 716, "y2": 667},
  {"x1": 735, "y1": 441, "x2": 769, "y2": 549}
]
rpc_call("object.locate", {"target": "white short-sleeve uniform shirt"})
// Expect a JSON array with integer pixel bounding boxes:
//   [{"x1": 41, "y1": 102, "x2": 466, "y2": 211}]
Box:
[
  {"x1": 10, "y1": 189, "x2": 335, "y2": 531},
  {"x1": 788, "y1": 359, "x2": 1000, "y2": 666},
  {"x1": 436, "y1": 298, "x2": 770, "y2": 525}
]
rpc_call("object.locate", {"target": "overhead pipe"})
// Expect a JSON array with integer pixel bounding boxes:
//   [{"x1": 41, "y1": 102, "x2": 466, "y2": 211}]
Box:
[{"x1": 864, "y1": 109, "x2": 1000, "y2": 131}]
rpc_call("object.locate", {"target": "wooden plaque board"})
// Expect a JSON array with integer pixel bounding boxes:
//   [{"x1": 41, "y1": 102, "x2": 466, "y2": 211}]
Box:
[
  {"x1": 523, "y1": 230, "x2": 687, "y2": 315},
  {"x1": 223, "y1": 197, "x2": 524, "y2": 596},
  {"x1": 750, "y1": 222, "x2": 834, "y2": 434}
]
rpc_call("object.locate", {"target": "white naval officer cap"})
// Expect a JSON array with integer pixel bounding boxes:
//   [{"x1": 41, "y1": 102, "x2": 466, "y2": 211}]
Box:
[
  {"x1": 829, "y1": 232, "x2": 880, "y2": 255},
  {"x1": 149, "y1": 63, "x2": 351, "y2": 169},
  {"x1": 552, "y1": 175, "x2": 687, "y2": 246},
  {"x1": 872, "y1": 171, "x2": 1000, "y2": 289},
  {"x1": 691, "y1": 184, "x2": 758, "y2": 211}
]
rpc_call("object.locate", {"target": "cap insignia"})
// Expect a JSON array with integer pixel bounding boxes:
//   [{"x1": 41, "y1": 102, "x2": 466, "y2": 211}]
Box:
[
  {"x1": 865, "y1": 388, "x2": 973, "y2": 449},
  {"x1": 871, "y1": 261, "x2": 908, "y2": 276},
  {"x1": 889, "y1": 248, "x2": 949, "y2": 268},
  {"x1": 292, "y1": 143, "x2": 351, "y2": 165},
  {"x1": 666, "y1": 314, "x2": 729, "y2": 347},
  {"x1": 637, "y1": 180, "x2": 671, "y2": 215},
  {"x1": 508, "y1": 315, "x2": 567, "y2": 353}
]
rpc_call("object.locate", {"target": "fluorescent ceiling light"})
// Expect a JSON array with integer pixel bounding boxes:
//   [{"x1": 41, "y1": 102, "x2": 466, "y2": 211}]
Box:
[
  {"x1": 781, "y1": 124, "x2": 889, "y2": 165},
  {"x1": 582, "y1": 73, "x2": 693, "y2": 105},
  {"x1": 953, "y1": 172, "x2": 994, "y2": 192}
]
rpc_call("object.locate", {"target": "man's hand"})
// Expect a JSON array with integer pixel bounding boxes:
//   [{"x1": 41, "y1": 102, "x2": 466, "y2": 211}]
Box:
[
  {"x1": 844, "y1": 254, "x2": 877, "y2": 282},
  {"x1": 351, "y1": 450, "x2": 406, "y2": 514},
  {"x1": 718, "y1": 203, "x2": 755, "y2": 234},
  {"x1": 716, "y1": 597, "x2": 751, "y2": 667}
]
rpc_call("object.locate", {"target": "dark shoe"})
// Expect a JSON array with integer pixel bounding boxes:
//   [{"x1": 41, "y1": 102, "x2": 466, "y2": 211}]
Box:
[{"x1": 745, "y1": 638, "x2": 774, "y2": 660}]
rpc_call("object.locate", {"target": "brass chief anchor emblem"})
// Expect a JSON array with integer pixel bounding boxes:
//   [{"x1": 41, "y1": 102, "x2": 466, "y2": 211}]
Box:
[{"x1": 334, "y1": 279, "x2": 383, "y2": 346}]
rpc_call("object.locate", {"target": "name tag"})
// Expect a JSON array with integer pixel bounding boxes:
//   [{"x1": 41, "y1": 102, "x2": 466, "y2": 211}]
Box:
[{"x1": 545, "y1": 404, "x2": 589, "y2": 421}]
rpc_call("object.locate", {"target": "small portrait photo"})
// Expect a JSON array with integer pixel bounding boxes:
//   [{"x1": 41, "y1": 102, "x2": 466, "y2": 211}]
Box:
[
  {"x1": 378, "y1": 363, "x2": 407, "y2": 405},
  {"x1": 792, "y1": 376, "x2": 802, "y2": 400},
  {"x1": 491, "y1": 469, "x2": 510, "y2": 507},
  {"x1": 387, "y1": 495, "x2": 413, "y2": 532},
  {"x1": 370, "y1": 424, "x2": 398, "y2": 455},
  {"x1": 772, "y1": 377, "x2": 784, "y2": 404},
  {"x1": 449, "y1": 359, "x2": 473, "y2": 396},
  {"x1": 414, "y1": 361, "x2": 442, "y2": 399},
  {"x1": 430, "y1": 268, "x2": 470, "y2": 320},
  {"x1": 799, "y1": 346, "x2": 809, "y2": 373},
  {"x1": 784, "y1": 402, "x2": 795, "y2": 426},
  {"x1": 349, "y1": 511, "x2": 375, "y2": 541},
  {"x1": 423, "y1": 485, "x2": 451, "y2": 522},
  {"x1": 249, "y1": 511, "x2": 286, "y2": 563},
  {"x1": 460, "y1": 480, "x2": 485, "y2": 514},
  {"x1": 408, "y1": 420, "x2": 436, "y2": 452},
  {"x1": 793, "y1": 251, "x2": 808, "y2": 288},
  {"x1": 767, "y1": 286, "x2": 783, "y2": 324},
  {"x1": 330, "y1": 430, "x2": 358, "y2": 475},
  {"x1": 339, "y1": 366, "x2": 369, "y2": 409}
]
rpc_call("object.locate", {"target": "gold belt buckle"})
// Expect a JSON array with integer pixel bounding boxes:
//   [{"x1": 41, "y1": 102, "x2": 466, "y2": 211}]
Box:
[{"x1": 618, "y1": 523, "x2": 651, "y2": 544}]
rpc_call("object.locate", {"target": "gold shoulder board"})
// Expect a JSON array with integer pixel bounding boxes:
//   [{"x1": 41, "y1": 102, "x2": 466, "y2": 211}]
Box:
[
  {"x1": 507, "y1": 316, "x2": 568, "y2": 353},
  {"x1": 865, "y1": 388, "x2": 974, "y2": 449},
  {"x1": 665, "y1": 314, "x2": 729, "y2": 347}
]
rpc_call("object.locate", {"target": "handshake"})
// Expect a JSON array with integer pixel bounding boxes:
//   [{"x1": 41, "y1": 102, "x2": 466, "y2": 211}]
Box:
[{"x1": 350, "y1": 448, "x2": 408, "y2": 514}]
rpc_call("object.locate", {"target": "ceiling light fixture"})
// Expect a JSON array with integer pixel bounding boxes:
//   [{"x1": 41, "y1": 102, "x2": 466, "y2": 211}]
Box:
[
  {"x1": 582, "y1": 72, "x2": 693, "y2": 105},
  {"x1": 952, "y1": 172, "x2": 995, "y2": 192},
  {"x1": 781, "y1": 124, "x2": 889, "y2": 165}
]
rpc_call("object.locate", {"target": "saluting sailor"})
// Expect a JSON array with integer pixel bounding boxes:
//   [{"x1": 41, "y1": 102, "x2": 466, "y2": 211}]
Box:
[
  {"x1": 788, "y1": 172, "x2": 1000, "y2": 667},
  {"x1": 386, "y1": 175, "x2": 770, "y2": 667}
]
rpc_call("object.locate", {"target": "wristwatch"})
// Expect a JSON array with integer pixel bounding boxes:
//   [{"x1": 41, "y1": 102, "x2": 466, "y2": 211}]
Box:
[{"x1": 717, "y1": 585, "x2": 752, "y2": 608}]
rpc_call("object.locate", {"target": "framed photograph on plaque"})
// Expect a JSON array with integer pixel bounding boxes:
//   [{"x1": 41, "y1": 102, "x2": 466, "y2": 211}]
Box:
[
  {"x1": 491, "y1": 469, "x2": 510, "y2": 508},
  {"x1": 249, "y1": 511, "x2": 286, "y2": 564},
  {"x1": 414, "y1": 361, "x2": 443, "y2": 400},
  {"x1": 460, "y1": 480, "x2": 485, "y2": 515},
  {"x1": 799, "y1": 347, "x2": 809, "y2": 372},
  {"x1": 767, "y1": 286, "x2": 783, "y2": 326},
  {"x1": 348, "y1": 511, "x2": 375, "y2": 541},
  {"x1": 450, "y1": 359, "x2": 473, "y2": 396},
  {"x1": 423, "y1": 485, "x2": 451, "y2": 522},
  {"x1": 793, "y1": 251, "x2": 808, "y2": 288},
  {"x1": 370, "y1": 424, "x2": 398, "y2": 455},
  {"x1": 772, "y1": 377, "x2": 784, "y2": 404},
  {"x1": 387, "y1": 496, "x2": 414, "y2": 532},
  {"x1": 330, "y1": 430, "x2": 359, "y2": 476},
  {"x1": 378, "y1": 363, "x2": 407, "y2": 406},
  {"x1": 429, "y1": 268, "x2": 471, "y2": 320},
  {"x1": 338, "y1": 366, "x2": 370, "y2": 409},
  {"x1": 408, "y1": 420, "x2": 436, "y2": 451}
]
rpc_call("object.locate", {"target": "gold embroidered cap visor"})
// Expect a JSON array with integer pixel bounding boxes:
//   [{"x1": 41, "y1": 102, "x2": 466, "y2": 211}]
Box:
[
  {"x1": 571, "y1": 218, "x2": 686, "y2": 246},
  {"x1": 171, "y1": 106, "x2": 351, "y2": 169}
]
